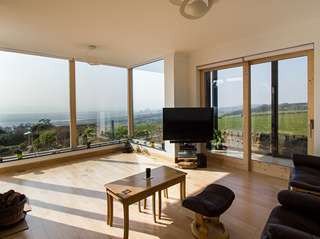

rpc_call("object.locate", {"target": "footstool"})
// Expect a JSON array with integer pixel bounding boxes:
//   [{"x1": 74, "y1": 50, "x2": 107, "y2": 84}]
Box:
[{"x1": 183, "y1": 184, "x2": 235, "y2": 239}]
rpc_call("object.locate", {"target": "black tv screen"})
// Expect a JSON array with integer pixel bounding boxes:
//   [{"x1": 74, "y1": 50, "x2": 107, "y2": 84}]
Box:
[{"x1": 163, "y1": 107, "x2": 213, "y2": 143}]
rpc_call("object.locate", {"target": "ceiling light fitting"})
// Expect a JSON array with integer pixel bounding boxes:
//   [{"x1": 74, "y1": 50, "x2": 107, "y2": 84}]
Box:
[{"x1": 170, "y1": 0, "x2": 214, "y2": 20}]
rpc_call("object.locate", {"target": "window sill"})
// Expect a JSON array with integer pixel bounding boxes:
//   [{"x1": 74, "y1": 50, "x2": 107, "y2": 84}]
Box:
[
  {"x1": 131, "y1": 139, "x2": 165, "y2": 152},
  {"x1": 0, "y1": 140, "x2": 123, "y2": 163},
  {"x1": 0, "y1": 142, "x2": 124, "y2": 172},
  {"x1": 207, "y1": 150, "x2": 293, "y2": 167},
  {"x1": 208, "y1": 149, "x2": 243, "y2": 160},
  {"x1": 251, "y1": 153, "x2": 293, "y2": 167}
]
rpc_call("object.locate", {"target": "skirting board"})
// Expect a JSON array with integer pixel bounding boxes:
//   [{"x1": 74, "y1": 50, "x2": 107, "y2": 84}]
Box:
[
  {"x1": 207, "y1": 152, "x2": 290, "y2": 180},
  {"x1": 0, "y1": 144, "x2": 124, "y2": 174},
  {"x1": 131, "y1": 143, "x2": 174, "y2": 161}
]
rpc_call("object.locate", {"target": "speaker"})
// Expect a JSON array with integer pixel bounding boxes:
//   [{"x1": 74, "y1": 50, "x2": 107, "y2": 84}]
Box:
[{"x1": 197, "y1": 153, "x2": 207, "y2": 168}]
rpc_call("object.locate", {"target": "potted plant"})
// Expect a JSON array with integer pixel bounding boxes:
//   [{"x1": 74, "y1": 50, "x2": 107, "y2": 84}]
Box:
[
  {"x1": 15, "y1": 149, "x2": 23, "y2": 160},
  {"x1": 123, "y1": 137, "x2": 134, "y2": 153},
  {"x1": 149, "y1": 140, "x2": 155, "y2": 148},
  {"x1": 82, "y1": 127, "x2": 95, "y2": 149},
  {"x1": 136, "y1": 145, "x2": 142, "y2": 153},
  {"x1": 212, "y1": 129, "x2": 224, "y2": 150}
]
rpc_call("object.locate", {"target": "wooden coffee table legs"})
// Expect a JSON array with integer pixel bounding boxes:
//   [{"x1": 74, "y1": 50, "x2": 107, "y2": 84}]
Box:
[
  {"x1": 164, "y1": 188, "x2": 169, "y2": 198},
  {"x1": 123, "y1": 203, "x2": 129, "y2": 239},
  {"x1": 106, "y1": 193, "x2": 113, "y2": 226},
  {"x1": 158, "y1": 190, "x2": 162, "y2": 219},
  {"x1": 180, "y1": 178, "x2": 186, "y2": 200},
  {"x1": 107, "y1": 192, "x2": 129, "y2": 239},
  {"x1": 138, "y1": 190, "x2": 165, "y2": 220},
  {"x1": 152, "y1": 194, "x2": 156, "y2": 223},
  {"x1": 106, "y1": 178, "x2": 186, "y2": 239}
]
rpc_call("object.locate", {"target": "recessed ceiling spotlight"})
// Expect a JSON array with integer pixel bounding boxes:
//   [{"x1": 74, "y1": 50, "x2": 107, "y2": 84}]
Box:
[
  {"x1": 88, "y1": 45, "x2": 97, "y2": 50},
  {"x1": 170, "y1": 0, "x2": 214, "y2": 20},
  {"x1": 169, "y1": 0, "x2": 184, "y2": 6},
  {"x1": 85, "y1": 44, "x2": 100, "y2": 65}
]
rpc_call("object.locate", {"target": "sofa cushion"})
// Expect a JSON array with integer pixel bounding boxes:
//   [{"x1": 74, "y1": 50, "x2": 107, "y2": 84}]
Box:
[
  {"x1": 262, "y1": 224, "x2": 319, "y2": 239},
  {"x1": 278, "y1": 190, "x2": 320, "y2": 219},
  {"x1": 290, "y1": 167, "x2": 320, "y2": 192},
  {"x1": 182, "y1": 184, "x2": 235, "y2": 217},
  {"x1": 262, "y1": 206, "x2": 320, "y2": 237},
  {"x1": 293, "y1": 154, "x2": 320, "y2": 169}
]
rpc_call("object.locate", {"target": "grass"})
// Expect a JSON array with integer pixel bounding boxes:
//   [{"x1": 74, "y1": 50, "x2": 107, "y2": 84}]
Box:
[{"x1": 218, "y1": 111, "x2": 307, "y2": 136}]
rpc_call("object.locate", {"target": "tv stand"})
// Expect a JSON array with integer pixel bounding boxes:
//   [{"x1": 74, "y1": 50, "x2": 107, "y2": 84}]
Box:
[{"x1": 176, "y1": 143, "x2": 198, "y2": 169}]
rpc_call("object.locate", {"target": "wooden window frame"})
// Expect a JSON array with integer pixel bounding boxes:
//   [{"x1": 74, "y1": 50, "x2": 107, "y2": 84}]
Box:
[
  {"x1": 127, "y1": 68, "x2": 134, "y2": 137},
  {"x1": 199, "y1": 49, "x2": 314, "y2": 171}
]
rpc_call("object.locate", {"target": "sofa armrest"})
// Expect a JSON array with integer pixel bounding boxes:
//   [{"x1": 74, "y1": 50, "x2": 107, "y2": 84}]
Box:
[
  {"x1": 293, "y1": 154, "x2": 320, "y2": 169},
  {"x1": 278, "y1": 190, "x2": 320, "y2": 219},
  {"x1": 263, "y1": 224, "x2": 319, "y2": 239}
]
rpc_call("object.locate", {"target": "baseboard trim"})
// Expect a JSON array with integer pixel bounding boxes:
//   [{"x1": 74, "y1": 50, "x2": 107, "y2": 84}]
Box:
[
  {"x1": 0, "y1": 144, "x2": 124, "y2": 174},
  {"x1": 207, "y1": 152, "x2": 290, "y2": 180},
  {"x1": 131, "y1": 143, "x2": 174, "y2": 161}
]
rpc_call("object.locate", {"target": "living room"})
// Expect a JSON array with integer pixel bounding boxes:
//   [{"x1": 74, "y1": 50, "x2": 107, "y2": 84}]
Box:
[{"x1": 1, "y1": 1, "x2": 320, "y2": 239}]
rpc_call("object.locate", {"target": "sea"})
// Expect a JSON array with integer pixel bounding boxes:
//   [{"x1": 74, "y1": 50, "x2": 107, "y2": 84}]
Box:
[{"x1": 0, "y1": 111, "x2": 128, "y2": 128}]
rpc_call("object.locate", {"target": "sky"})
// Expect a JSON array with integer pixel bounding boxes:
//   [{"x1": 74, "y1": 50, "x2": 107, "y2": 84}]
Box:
[
  {"x1": 0, "y1": 50, "x2": 307, "y2": 115},
  {"x1": 215, "y1": 56, "x2": 307, "y2": 108},
  {"x1": 0, "y1": 51, "x2": 164, "y2": 115},
  {"x1": 133, "y1": 61, "x2": 165, "y2": 113}
]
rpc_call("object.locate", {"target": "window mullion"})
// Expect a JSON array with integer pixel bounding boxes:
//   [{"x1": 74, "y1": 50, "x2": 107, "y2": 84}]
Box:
[
  {"x1": 271, "y1": 61, "x2": 278, "y2": 156},
  {"x1": 69, "y1": 59, "x2": 78, "y2": 149}
]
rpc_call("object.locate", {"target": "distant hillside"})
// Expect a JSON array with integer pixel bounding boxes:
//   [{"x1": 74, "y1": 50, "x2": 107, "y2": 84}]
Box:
[{"x1": 220, "y1": 102, "x2": 307, "y2": 117}]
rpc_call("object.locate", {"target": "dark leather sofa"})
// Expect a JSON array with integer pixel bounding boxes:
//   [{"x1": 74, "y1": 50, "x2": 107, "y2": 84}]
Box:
[
  {"x1": 289, "y1": 154, "x2": 320, "y2": 194},
  {"x1": 261, "y1": 190, "x2": 320, "y2": 239}
]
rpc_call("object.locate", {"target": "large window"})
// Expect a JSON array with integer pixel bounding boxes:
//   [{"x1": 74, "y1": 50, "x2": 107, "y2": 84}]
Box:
[
  {"x1": 133, "y1": 60, "x2": 164, "y2": 149},
  {"x1": 251, "y1": 63, "x2": 272, "y2": 156},
  {"x1": 206, "y1": 66, "x2": 243, "y2": 158},
  {"x1": 0, "y1": 51, "x2": 70, "y2": 159},
  {"x1": 76, "y1": 62, "x2": 128, "y2": 147},
  {"x1": 250, "y1": 56, "x2": 308, "y2": 159},
  {"x1": 204, "y1": 50, "x2": 313, "y2": 166},
  {"x1": 278, "y1": 57, "x2": 308, "y2": 157}
]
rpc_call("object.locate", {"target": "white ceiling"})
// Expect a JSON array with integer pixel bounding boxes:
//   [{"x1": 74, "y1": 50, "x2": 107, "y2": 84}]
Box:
[{"x1": 0, "y1": 0, "x2": 319, "y2": 67}]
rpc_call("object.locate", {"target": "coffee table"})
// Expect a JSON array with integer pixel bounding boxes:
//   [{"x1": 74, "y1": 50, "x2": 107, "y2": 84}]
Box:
[{"x1": 104, "y1": 166, "x2": 187, "y2": 239}]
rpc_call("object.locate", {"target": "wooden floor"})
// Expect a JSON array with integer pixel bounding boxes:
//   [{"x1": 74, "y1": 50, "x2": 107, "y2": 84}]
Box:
[{"x1": 0, "y1": 152, "x2": 288, "y2": 239}]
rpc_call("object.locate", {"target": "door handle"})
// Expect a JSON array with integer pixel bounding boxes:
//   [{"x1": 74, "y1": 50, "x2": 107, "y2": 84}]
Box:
[{"x1": 310, "y1": 119, "x2": 314, "y2": 138}]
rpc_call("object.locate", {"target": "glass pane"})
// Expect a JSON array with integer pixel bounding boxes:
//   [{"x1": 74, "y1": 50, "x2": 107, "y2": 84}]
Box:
[
  {"x1": 0, "y1": 51, "x2": 70, "y2": 158},
  {"x1": 251, "y1": 63, "x2": 272, "y2": 155},
  {"x1": 212, "y1": 66, "x2": 243, "y2": 158},
  {"x1": 133, "y1": 60, "x2": 164, "y2": 149},
  {"x1": 76, "y1": 62, "x2": 128, "y2": 147},
  {"x1": 278, "y1": 56, "x2": 308, "y2": 157}
]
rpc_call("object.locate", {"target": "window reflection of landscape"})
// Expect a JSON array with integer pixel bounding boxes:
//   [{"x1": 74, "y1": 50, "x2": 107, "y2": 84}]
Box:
[
  {"x1": 133, "y1": 60, "x2": 165, "y2": 149},
  {"x1": 0, "y1": 51, "x2": 70, "y2": 159},
  {"x1": 76, "y1": 62, "x2": 128, "y2": 147}
]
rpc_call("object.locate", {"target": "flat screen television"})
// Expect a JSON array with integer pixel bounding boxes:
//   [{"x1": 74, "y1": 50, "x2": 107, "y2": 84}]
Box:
[{"x1": 163, "y1": 107, "x2": 214, "y2": 143}]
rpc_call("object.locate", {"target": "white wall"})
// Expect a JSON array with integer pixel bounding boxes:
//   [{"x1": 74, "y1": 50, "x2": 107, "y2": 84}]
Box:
[
  {"x1": 188, "y1": 16, "x2": 320, "y2": 154},
  {"x1": 164, "y1": 52, "x2": 190, "y2": 156}
]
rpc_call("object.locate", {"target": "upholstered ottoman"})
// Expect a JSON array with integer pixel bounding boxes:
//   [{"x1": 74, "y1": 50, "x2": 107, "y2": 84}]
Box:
[{"x1": 183, "y1": 184, "x2": 235, "y2": 239}]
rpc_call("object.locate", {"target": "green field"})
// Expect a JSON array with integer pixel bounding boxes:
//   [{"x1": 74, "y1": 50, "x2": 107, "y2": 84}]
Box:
[{"x1": 219, "y1": 111, "x2": 307, "y2": 136}]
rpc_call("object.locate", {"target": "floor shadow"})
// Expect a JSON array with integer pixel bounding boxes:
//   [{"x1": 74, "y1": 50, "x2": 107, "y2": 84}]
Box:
[
  {"x1": 28, "y1": 199, "x2": 106, "y2": 221},
  {"x1": 19, "y1": 215, "x2": 123, "y2": 239},
  {"x1": 1, "y1": 152, "x2": 125, "y2": 177},
  {"x1": 28, "y1": 198, "x2": 169, "y2": 236},
  {"x1": 92, "y1": 158, "x2": 160, "y2": 167},
  {"x1": 1, "y1": 177, "x2": 106, "y2": 199}
]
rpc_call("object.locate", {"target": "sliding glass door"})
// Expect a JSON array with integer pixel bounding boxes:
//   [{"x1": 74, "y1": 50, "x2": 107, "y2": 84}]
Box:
[
  {"x1": 205, "y1": 66, "x2": 244, "y2": 159},
  {"x1": 203, "y1": 50, "x2": 313, "y2": 166},
  {"x1": 250, "y1": 56, "x2": 309, "y2": 159},
  {"x1": 278, "y1": 56, "x2": 308, "y2": 157},
  {"x1": 251, "y1": 63, "x2": 272, "y2": 156}
]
